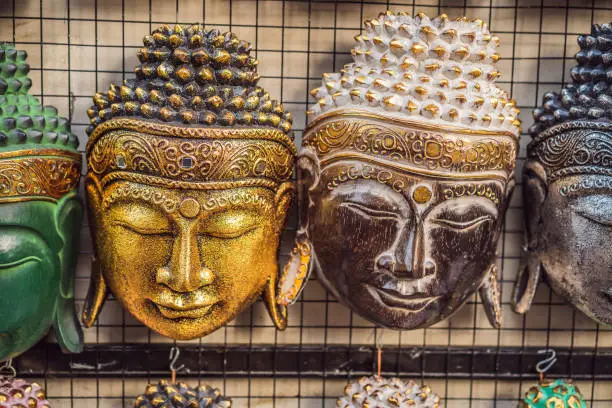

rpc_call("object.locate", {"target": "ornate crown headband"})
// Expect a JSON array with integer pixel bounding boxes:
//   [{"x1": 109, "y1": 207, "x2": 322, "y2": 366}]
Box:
[
  {"x1": 304, "y1": 110, "x2": 517, "y2": 181},
  {"x1": 528, "y1": 121, "x2": 612, "y2": 183},
  {"x1": 86, "y1": 24, "x2": 295, "y2": 190},
  {"x1": 87, "y1": 119, "x2": 295, "y2": 191},
  {"x1": 0, "y1": 44, "x2": 81, "y2": 202},
  {"x1": 528, "y1": 23, "x2": 611, "y2": 182}
]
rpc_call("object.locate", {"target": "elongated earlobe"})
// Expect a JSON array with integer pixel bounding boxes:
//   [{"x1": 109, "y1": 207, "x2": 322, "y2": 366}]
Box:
[
  {"x1": 53, "y1": 192, "x2": 84, "y2": 353},
  {"x1": 263, "y1": 180, "x2": 296, "y2": 330},
  {"x1": 512, "y1": 160, "x2": 547, "y2": 314},
  {"x1": 82, "y1": 256, "x2": 109, "y2": 327},
  {"x1": 480, "y1": 263, "x2": 502, "y2": 328},
  {"x1": 512, "y1": 250, "x2": 542, "y2": 314},
  {"x1": 264, "y1": 270, "x2": 287, "y2": 330},
  {"x1": 276, "y1": 239, "x2": 312, "y2": 306},
  {"x1": 275, "y1": 149, "x2": 319, "y2": 306},
  {"x1": 82, "y1": 177, "x2": 109, "y2": 328}
]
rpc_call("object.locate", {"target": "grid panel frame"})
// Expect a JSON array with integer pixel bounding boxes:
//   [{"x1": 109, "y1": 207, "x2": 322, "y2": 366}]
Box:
[{"x1": 1, "y1": 0, "x2": 612, "y2": 406}]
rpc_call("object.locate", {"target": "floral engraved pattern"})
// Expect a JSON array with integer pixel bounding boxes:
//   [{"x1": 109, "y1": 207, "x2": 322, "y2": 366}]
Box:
[
  {"x1": 102, "y1": 185, "x2": 274, "y2": 212},
  {"x1": 102, "y1": 185, "x2": 179, "y2": 212},
  {"x1": 559, "y1": 177, "x2": 612, "y2": 196},
  {"x1": 530, "y1": 128, "x2": 612, "y2": 181},
  {"x1": 326, "y1": 165, "x2": 406, "y2": 192},
  {"x1": 304, "y1": 119, "x2": 517, "y2": 174},
  {"x1": 0, "y1": 157, "x2": 81, "y2": 200},
  {"x1": 88, "y1": 130, "x2": 294, "y2": 184},
  {"x1": 442, "y1": 183, "x2": 500, "y2": 204}
]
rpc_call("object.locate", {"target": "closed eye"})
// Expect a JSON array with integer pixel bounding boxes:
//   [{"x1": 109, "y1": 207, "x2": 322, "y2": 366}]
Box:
[
  {"x1": 576, "y1": 210, "x2": 612, "y2": 226},
  {"x1": 203, "y1": 225, "x2": 261, "y2": 239},
  {"x1": 341, "y1": 202, "x2": 400, "y2": 221},
  {"x1": 0, "y1": 256, "x2": 41, "y2": 269},
  {"x1": 570, "y1": 195, "x2": 612, "y2": 226},
  {"x1": 112, "y1": 221, "x2": 173, "y2": 236},
  {"x1": 432, "y1": 215, "x2": 494, "y2": 230}
]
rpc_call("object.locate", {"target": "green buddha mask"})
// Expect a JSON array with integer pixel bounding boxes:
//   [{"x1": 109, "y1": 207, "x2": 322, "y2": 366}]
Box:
[{"x1": 0, "y1": 44, "x2": 83, "y2": 361}]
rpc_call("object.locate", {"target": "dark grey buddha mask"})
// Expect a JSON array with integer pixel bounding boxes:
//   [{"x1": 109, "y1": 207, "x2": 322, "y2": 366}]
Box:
[{"x1": 513, "y1": 23, "x2": 612, "y2": 326}]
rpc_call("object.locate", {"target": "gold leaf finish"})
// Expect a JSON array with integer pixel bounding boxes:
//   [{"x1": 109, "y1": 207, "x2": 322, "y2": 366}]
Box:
[{"x1": 84, "y1": 118, "x2": 295, "y2": 340}]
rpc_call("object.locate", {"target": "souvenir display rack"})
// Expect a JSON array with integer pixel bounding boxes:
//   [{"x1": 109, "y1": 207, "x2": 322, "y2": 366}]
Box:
[{"x1": 1, "y1": 0, "x2": 612, "y2": 406}]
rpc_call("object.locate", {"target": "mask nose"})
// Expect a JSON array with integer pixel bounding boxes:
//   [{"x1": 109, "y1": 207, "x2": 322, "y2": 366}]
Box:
[
  {"x1": 156, "y1": 227, "x2": 214, "y2": 292},
  {"x1": 375, "y1": 223, "x2": 437, "y2": 279},
  {"x1": 409, "y1": 224, "x2": 437, "y2": 279}
]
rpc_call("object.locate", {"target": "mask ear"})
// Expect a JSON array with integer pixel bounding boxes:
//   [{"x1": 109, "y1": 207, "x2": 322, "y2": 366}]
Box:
[
  {"x1": 480, "y1": 264, "x2": 502, "y2": 328},
  {"x1": 53, "y1": 191, "x2": 84, "y2": 353},
  {"x1": 263, "y1": 180, "x2": 295, "y2": 330},
  {"x1": 81, "y1": 177, "x2": 109, "y2": 328},
  {"x1": 276, "y1": 149, "x2": 319, "y2": 307},
  {"x1": 512, "y1": 161, "x2": 547, "y2": 314}
]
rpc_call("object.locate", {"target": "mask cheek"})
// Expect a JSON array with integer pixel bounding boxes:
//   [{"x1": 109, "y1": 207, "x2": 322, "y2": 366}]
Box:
[
  {"x1": 95, "y1": 218, "x2": 170, "y2": 314},
  {"x1": 423, "y1": 221, "x2": 496, "y2": 297}
]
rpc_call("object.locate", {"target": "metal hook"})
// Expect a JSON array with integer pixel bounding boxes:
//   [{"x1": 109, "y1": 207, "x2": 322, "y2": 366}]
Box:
[
  {"x1": 169, "y1": 346, "x2": 187, "y2": 383},
  {"x1": 536, "y1": 349, "x2": 557, "y2": 379},
  {"x1": 0, "y1": 359, "x2": 16, "y2": 378},
  {"x1": 169, "y1": 346, "x2": 185, "y2": 373}
]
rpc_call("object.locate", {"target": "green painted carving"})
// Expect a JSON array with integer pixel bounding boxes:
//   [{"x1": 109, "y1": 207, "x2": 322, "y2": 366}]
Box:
[
  {"x1": 520, "y1": 379, "x2": 588, "y2": 408},
  {"x1": 0, "y1": 43, "x2": 83, "y2": 362}
]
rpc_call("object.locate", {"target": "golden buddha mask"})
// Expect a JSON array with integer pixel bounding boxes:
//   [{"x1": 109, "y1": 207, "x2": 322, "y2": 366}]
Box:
[
  {"x1": 278, "y1": 12, "x2": 520, "y2": 330},
  {"x1": 82, "y1": 25, "x2": 295, "y2": 340}
]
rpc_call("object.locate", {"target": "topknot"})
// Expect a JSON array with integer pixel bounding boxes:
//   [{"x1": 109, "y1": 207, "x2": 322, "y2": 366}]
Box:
[
  {"x1": 308, "y1": 12, "x2": 520, "y2": 135},
  {"x1": 0, "y1": 43, "x2": 78, "y2": 150},
  {"x1": 87, "y1": 24, "x2": 292, "y2": 137},
  {"x1": 0, "y1": 44, "x2": 32, "y2": 95},
  {"x1": 530, "y1": 23, "x2": 612, "y2": 136}
]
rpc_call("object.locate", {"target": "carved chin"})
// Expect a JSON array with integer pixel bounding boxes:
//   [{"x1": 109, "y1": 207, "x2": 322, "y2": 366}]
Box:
[{"x1": 134, "y1": 300, "x2": 233, "y2": 340}]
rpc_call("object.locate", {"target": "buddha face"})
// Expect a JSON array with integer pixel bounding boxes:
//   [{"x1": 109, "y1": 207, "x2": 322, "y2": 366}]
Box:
[
  {"x1": 0, "y1": 196, "x2": 83, "y2": 360},
  {"x1": 86, "y1": 180, "x2": 292, "y2": 339},
  {"x1": 521, "y1": 169, "x2": 612, "y2": 325},
  {"x1": 514, "y1": 124, "x2": 612, "y2": 326},
  {"x1": 301, "y1": 160, "x2": 509, "y2": 329}
]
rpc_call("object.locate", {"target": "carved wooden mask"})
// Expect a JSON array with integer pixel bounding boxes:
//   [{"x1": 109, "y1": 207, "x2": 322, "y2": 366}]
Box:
[
  {"x1": 82, "y1": 25, "x2": 295, "y2": 340},
  {"x1": 0, "y1": 44, "x2": 83, "y2": 361},
  {"x1": 278, "y1": 12, "x2": 520, "y2": 330},
  {"x1": 513, "y1": 23, "x2": 612, "y2": 326}
]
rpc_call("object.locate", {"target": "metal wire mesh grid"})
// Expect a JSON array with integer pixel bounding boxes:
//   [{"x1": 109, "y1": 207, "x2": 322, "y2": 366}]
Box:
[{"x1": 1, "y1": 0, "x2": 612, "y2": 406}]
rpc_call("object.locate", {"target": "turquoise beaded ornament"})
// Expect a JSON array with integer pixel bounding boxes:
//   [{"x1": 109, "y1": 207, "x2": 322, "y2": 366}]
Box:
[
  {"x1": 520, "y1": 379, "x2": 587, "y2": 408},
  {"x1": 519, "y1": 350, "x2": 588, "y2": 408}
]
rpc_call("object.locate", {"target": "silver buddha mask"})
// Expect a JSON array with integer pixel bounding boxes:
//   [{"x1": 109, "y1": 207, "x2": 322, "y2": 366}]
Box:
[{"x1": 513, "y1": 23, "x2": 612, "y2": 326}]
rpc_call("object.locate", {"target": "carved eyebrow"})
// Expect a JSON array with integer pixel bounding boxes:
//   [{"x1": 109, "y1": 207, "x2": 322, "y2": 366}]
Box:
[
  {"x1": 431, "y1": 215, "x2": 494, "y2": 230},
  {"x1": 200, "y1": 194, "x2": 274, "y2": 212},
  {"x1": 340, "y1": 201, "x2": 401, "y2": 220}
]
